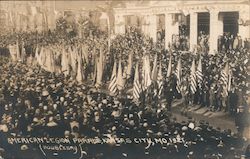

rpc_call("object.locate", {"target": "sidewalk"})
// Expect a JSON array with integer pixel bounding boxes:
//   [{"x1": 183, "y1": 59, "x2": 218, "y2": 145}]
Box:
[{"x1": 171, "y1": 99, "x2": 238, "y2": 133}]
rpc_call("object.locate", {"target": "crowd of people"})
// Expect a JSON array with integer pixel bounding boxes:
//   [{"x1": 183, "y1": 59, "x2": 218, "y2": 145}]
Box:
[
  {"x1": 0, "y1": 22, "x2": 250, "y2": 158},
  {"x1": 1, "y1": 27, "x2": 250, "y2": 117},
  {"x1": 217, "y1": 32, "x2": 250, "y2": 53},
  {"x1": 0, "y1": 56, "x2": 249, "y2": 159},
  {"x1": 1, "y1": 26, "x2": 249, "y2": 113}
]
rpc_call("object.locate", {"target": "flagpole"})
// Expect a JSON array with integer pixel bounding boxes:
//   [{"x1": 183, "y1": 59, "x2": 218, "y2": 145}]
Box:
[
  {"x1": 54, "y1": 1, "x2": 56, "y2": 13},
  {"x1": 107, "y1": 13, "x2": 111, "y2": 54}
]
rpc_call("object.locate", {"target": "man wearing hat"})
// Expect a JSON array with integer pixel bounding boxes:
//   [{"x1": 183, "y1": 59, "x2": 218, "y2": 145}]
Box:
[
  {"x1": 228, "y1": 86, "x2": 238, "y2": 115},
  {"x1": 235, "y1": 104, "x2": 247, "y2": 137},
  {"x1": 165, "y1": 74, "x2": 175, "y2": 111}
]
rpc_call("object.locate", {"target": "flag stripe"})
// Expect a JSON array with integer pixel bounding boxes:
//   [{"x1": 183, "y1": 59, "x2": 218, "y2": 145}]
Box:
[
  {"x1": 175, "y1": 58, "x2": 182, "y2": 93},
  {"x1": 133, "y1": 63, "x2": 141, "y2": 100},
  {"x1": 108, "y1": 61, "x2": 118, "y2": 96},
  {"x1": 220, "y1": 63, "x2": 230, "y2": 96},
  {"x1": 190, "y1": 59, "x2": 197, "y2": 94}
]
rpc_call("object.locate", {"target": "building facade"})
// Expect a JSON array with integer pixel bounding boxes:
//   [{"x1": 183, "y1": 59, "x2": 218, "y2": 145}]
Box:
[
  {"x1": 113, "y1": 0, "x2": 250, "y2": 54},
  {"x1": 0, "y1": 1, "x2": 56, "y2": 33}
]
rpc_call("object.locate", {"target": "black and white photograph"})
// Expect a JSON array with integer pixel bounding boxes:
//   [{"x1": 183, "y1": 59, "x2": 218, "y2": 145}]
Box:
[{"x1": 0, "y1": 0, "x2": 250, "y2": 159}]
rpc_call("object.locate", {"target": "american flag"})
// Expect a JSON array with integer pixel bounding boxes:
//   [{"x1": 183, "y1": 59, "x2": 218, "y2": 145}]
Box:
[
  {"x1": 95, "y1": 57, "x2": 103, "y2": 88},
  {"x1": 76, "y1": 52, "x2": 84, "y2": 83},
  {"x1": 142, "y1": 55, "x2": 152, "y2": 91},
  {"x1": 108, "y1": 61, "x2": 118, "y2": 96},
  {"x1": 166, "y1": 55, "x2": 172, "y2": 78},
  {"x1": 196, "y1": 56, "x2": 203, "y2": 88},
  {"x1": 126, "y1": 52, "x2": 133, "y2": 79},
  {"x1": 151, "y1": 54, "x2": 158, "y2": 81},
  {"x1": 116, "y1": 59, "x2": 124, "y2": 91},
  {"x1": 133, "y1": 62, "x2": 141, "y2": 100},
  {"x1": 227, "y1": 69, "x2": 232, "y2": 92},
  {"x1": 190, "y1": 59, "x2": 197, "y2": 94},
  {"x1": 220, "y1": 62, "x2": 230, "y2": 96},
  {"x1": 157, "y1": 61, "x2": 164, "y2": 97},
  {"x1": 175, "y1": 58, "x2": 182, "y2": 93}
]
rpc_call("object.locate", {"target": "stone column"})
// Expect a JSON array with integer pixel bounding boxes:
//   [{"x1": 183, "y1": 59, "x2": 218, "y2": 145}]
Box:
[
  {"x1": 14, "y1": 13, "x2": 19, "y2": 32},
  {"x1": 189, "y1": 12, "x2": 198, "y2": 51},
  {"x1": 114, "y1": 15, "x2": 119, "y2": 34},
  {"x1": 47, "y1": 12, "x2": 56, "y2": 30},
  {"x1": 149, "y1": 14, "x2": 157, "y2": 42},
  {"x1": 165, "y1": 13, "x2": 173, "y2": 49},
  {"x1": 172, "y1": 14, "x2": 179, "y2": 35},
  {"x1": 24, "y1": 15, "x2": 29, "y2": 31},
  {"x1": 239, "y1": 9, "x2": 250, "y2": 41},
  {"x1": 218, "y1": 13, "x2": 224, "y2": 37},
  {"x1": 142, "y1": 15, "x2": 150, "y2": 37},
  {"x1": 141, "y1": 15, "x2": 146, "y2": 35},
  {"x1": 36, "y1": 13, "x2": 43, "y2": 33},
  {"x1": 115, "y1": 14, "x2": 125, "y2": 35},
  {"x1": 17, "y1": 14, "x2": 22, "y2": 32},
  {"x1": 209, "y1": 10, "x2": 219, "y2": 55},
  {"x1": 28, "y1": 15, "x2": 35, "y2": 31}
]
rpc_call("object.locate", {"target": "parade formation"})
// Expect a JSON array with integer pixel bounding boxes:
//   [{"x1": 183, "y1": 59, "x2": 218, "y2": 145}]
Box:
[{"x1": 0, "y1": 1, "x2": 250, "y2": 159}]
